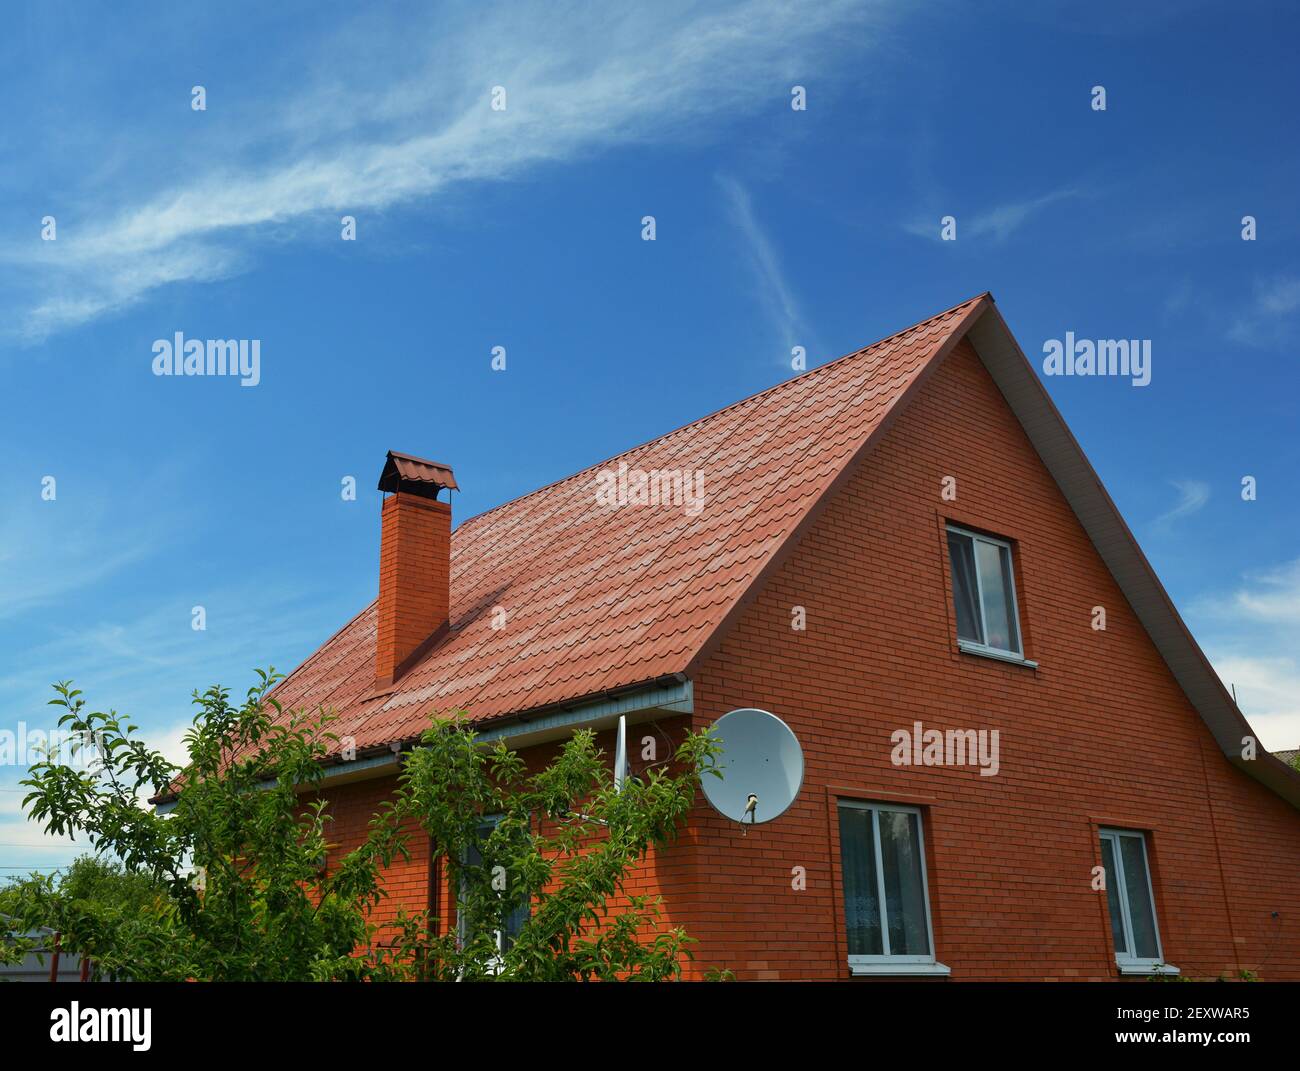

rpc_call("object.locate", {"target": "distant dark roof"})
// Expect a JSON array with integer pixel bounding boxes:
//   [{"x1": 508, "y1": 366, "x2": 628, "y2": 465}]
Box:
[{"x1": 1275, "y1": 749, "x2": 1299, "y2": 768}]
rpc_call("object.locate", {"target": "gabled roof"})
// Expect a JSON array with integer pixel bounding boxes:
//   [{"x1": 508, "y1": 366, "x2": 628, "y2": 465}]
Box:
[
  {"x1": 264, "y1": 293, "x2": 1300, "y2": 808},
  {"x1": 266, "y1": 294, "x2": 987, "y2": 753}
]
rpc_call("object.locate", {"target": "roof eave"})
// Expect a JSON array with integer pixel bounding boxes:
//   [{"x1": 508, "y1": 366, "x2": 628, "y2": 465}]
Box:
[{"x1": 152, "y1": 674, "x2": 694, "y2": 809}]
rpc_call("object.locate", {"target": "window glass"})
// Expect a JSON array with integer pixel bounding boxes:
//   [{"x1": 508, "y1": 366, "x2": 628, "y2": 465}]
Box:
[
  {"x1": 975, "y1": 540, "x2": 1019, "y2": 651},
  {"x1": 877, "y1": 809, "x2": 930, "y2": 956},
  {"x1": 947, "y1": 531, "x2": 983, "y2": 644},
  {"x1": 1100, "y1": 835, "x2": 1127, "y2": 955},
  {"x1": 839, "y1": 803, "x2": 936, "y2": 962},
  {"x1": 947, "y1": 527, "x2": 1022, "y2": 655},
  {"x1": 1119, "y1": 836, "x2": 1159, "y2": 960},
  {"x1": 838, "y1": 806, "x2": 883, "y2": 955},
  {"x1": 1101, "y1": 829, "x2": 1164, "y2": 966}
]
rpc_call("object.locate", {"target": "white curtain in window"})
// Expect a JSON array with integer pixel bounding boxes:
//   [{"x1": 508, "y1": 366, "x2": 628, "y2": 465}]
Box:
[
  {"x1": 878, "y1": 809, "x2": 930, "y2": 956},
  {"x1": 838, "y1": 806, "x2": 883, "y2": 955},
  {"x1": 947, "y1": 531, "x2": 982, "y2": 644}
]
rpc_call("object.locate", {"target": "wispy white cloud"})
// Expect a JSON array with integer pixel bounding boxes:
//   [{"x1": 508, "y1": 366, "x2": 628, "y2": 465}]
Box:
[
  {"x1": 1228, "y1": 275, "x2": 1300, "y2": 347},
  {"x1": 1150, "y1": 478, "x2": 1209, "y2": 529},
  {"x1": 5, "y1": 0, "x2": 888, "y2": 342},
  {"x1": 1255, "y1": 277, "x2": 1300, "y2": 316},
  {"x1": 0, "y1": 481, "x2": 179, "y2": 621},
  {"x1": 1193, "y1": 558, "x2": 1300, "y2": 752},
  {"x1": 903, "y1": 186, "x2": 1080, "y2": 243},
  {"x1": 0, "y1": 582, "x2": 335, "y2": 724},
  {"x1": 716, "y1": 174, "x2": 808, "y2": 354},
  {"x1": 966, "y1": 187, "x2": 1082, "y2": 241},
  {"x1": 1196, "y1": 559, "x2": 1300, "y2": 627},
  {"x1": 1210, "y1": 654, "x2": 1300, "y2": 751}
]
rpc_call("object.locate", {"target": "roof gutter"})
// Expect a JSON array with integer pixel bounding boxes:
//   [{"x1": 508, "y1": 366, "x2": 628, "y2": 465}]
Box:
[
  {"x1": 472, "y1": 675, "x2": 692, "y2": 744},
  {"x1": 153, "y1": 675, "x2": 693, "y2": 811}
]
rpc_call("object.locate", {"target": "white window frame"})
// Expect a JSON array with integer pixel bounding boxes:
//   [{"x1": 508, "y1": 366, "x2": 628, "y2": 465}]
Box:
[
  {"x1": 839, "y1": 801, "x2": 950, "y2": 977},
  {"x1": 946, "y1": 524, "x2": 1032, "y2": 664},
  {"x1": 1099, "y1": 827, "x2": 1178, "y2": 976}
]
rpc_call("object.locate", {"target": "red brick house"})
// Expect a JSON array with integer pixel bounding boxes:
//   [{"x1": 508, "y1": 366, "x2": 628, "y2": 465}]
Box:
[{"x1": 270, "y1": 293, "x2": 1300, "y2": 981}]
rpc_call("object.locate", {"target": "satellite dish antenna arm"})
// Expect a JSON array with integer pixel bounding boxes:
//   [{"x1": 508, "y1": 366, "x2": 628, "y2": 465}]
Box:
[{"x1": 614, "y1": 714, "x2": 628, "y2": 792}]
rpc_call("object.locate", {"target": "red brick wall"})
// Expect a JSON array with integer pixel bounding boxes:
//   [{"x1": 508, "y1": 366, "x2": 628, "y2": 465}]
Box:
[
  {"x1": 305, "y1": 776, "x2": 430, "y2": 934},
  {"x1": 377, "y1": 493, "x2": 451, "y2": 686},
  {"x1": 310, "y1": 719, "x2": 699, "y2": 950},
  {"x1": 681, "y1": 338, "x2": 1300, "y2": 980},
  {"x1": 315, "y1": 337, "x2": 1300, "y2": 980}
]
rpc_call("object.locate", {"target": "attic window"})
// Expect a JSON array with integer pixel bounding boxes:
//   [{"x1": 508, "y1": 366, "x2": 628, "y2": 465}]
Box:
[{"x1": 946, "y1": 525, "x2": 1023, "y2": 660}]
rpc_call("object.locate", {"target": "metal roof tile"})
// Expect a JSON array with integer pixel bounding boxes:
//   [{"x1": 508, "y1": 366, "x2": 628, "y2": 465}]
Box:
[{"x1": 265, "y1": 295, "x2": 988, "y2": 752}]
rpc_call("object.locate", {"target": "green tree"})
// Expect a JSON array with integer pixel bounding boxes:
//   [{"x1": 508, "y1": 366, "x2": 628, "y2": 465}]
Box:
[
  {"x1": 361, "y1": 714, "x2": 721, "y2": 981},
  {"x1": 15, "y1": 673, "x2": 720, "y2": 981},
  {"x1": 0, "y1": 856, "x2": 167, "y2": 979}
]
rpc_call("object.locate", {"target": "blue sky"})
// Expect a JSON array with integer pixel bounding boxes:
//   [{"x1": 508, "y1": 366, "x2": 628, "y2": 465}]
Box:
[{"x1": 2, "y1": 0, "x2": 1297, "y2": 872}]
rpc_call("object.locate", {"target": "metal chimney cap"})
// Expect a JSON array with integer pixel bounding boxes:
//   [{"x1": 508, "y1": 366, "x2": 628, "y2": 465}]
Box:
[{"x1": 378, "y1": 451, "x2": 459, "y2": 499}]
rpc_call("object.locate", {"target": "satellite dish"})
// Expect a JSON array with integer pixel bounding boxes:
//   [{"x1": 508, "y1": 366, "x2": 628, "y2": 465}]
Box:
[{"x1": 702, "y1": 708, "x2": 804, "y2": 827}]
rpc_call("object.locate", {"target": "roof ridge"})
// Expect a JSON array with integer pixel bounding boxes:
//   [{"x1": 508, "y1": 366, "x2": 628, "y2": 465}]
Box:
[
  {"x1": 443, "y1": 294, "x2": 990, "y2": 719},
  {"x1": 456, "y1": 292, "x2": 990, "y2": 532}
]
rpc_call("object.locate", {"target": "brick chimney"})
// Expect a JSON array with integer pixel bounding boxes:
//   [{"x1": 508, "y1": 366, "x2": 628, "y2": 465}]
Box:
[{"x1": 375, "y1": 451, "x2": 458, "y2": 689}]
